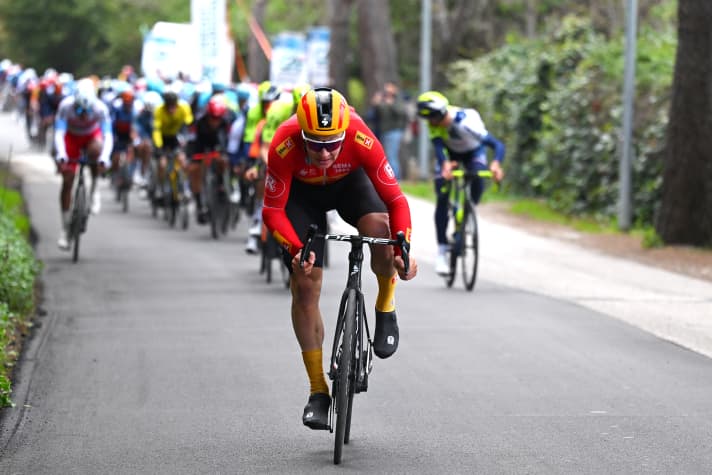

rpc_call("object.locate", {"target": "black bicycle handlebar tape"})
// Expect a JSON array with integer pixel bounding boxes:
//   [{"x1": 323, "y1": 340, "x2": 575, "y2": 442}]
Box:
[
  {"x1": 299, "y1": 224, "x2": 319, "y2": 268},
  {"x1": 396, "y1": 231, "x2": 410, "y2": 276}
]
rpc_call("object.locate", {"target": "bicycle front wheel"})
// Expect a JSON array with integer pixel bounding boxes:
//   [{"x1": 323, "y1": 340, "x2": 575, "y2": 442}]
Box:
[
  {"x1": 333, "y1": 289, "x2": 357, "y2": 465},
  {"x1": 461, "y1": 203, "x2": 480, "y2": 291},
  {"x1": 71, "y1": 183, "x2": 86, "y2": 263}
]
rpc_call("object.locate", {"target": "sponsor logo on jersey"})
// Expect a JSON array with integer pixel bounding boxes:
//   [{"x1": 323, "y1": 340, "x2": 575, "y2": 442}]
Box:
[
  {"x1": 376, "y1": 159, "x2": 396, "y2": 185},
  {"x1": 355, "y1": 131, "x2": 374, "y2": 149},
  {"x1": 264, "y1": 173, "x2": 286, "y2": 198},
  {"x1": 275, "y1": 137, "x2": 295, "y2": 158},
  {"x1": 332, "y1": 162, "x2": 352, "y2": 174}
]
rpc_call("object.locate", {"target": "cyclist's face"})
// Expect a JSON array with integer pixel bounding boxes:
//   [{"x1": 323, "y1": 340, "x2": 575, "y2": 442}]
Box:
[{"x1": 302, "y1": 131, "x2": 344, "y2": 170}]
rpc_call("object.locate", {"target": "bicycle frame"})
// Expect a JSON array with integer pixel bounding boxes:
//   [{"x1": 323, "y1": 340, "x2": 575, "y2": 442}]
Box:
[
  {"x1": 68, "y1": 153, "x2": 90, "y2": 262},
  {"x1": 300, "y1": 224, "x2": 409, "y2": 464},
  {"x1": 442, "y1": 169, "x2": 493, "y2": 290}
]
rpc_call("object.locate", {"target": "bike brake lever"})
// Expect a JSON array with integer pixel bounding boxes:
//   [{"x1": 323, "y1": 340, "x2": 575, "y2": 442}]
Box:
[
  {"x1": 299, "y1": 224, "x2": 319, "y2": 268},
  {"x1": 396, "y1": 231, "x2": 410, "y2": 276}
]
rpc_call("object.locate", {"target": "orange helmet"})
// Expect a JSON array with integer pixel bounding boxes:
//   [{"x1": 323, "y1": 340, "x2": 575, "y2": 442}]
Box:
[
  {"x1": 296, "y1": 87, "x2": 350, "y2": 137},
  {"x1": 120, "y1": 89, "x2": 134, "y2": 102}
]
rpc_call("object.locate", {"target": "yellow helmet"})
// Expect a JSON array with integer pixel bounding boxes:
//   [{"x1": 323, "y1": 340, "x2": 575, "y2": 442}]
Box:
[
  {"x1": 297, "y1": 87, "x2": 350, "y2": 137},
  {"x1": 416, "y1": 90, "x2": 449, "y2": 121},
  {"x1": 291, "y1": 83, "x2": 311, "y2": 105}
]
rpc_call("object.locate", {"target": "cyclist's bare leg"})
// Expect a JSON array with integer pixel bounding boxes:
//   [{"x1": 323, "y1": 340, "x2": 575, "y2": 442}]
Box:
[
  {"x1": 357, "y1": 212, "x2": 395, "y2": 276},
  {"x1": 85, "y1": 139, "x2": 103, "y2": 195},
  {"x1": 157, "y1": 155, "x2": 168, "y2": 185},
  {"x1": 290, "y1": 266, "x2": 325, "y2": 351},
  {"x1": 59, "y1": 167, "x2": 75, "y2": 211},
  {"x1": 188, "y1": 161, "x2": 203, "y2": 195},
  {"x1": 136, "y1": 139, "x2": 151, "y2": 176}
]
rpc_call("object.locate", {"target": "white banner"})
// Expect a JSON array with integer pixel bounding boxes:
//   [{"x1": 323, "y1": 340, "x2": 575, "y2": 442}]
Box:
[
  {"x1": 141, "y1": 22, "x2": 202, "y2": 81},
  {"x1": 306, "y1": 27, "x2": 330, "y2": 87},
  {"x1": 269, "y1": 32, "x2": 308, "y2": 88},
  {"x1": 191, "y1": 0, "x2": 234, "y2": 84}
]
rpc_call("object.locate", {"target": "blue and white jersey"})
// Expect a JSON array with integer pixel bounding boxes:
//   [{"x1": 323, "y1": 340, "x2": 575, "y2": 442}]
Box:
[
  {"x1": 434, "y1": 107, "x2": 488, "y2": 154},
  {"x1": 427, "y1": 106, "x2": 505, "y2": 169},
  {"x1": 55, "y1": 95, "x2": 112, "y2": 136}
]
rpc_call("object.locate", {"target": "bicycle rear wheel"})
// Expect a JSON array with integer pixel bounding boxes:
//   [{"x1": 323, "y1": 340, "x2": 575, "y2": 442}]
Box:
[
  {"x1": 333, "y1": 289, "x2": 357, "y2": 465},
  {"x1": 461, "y1": 203, "x2": 479, "y2": 291}
]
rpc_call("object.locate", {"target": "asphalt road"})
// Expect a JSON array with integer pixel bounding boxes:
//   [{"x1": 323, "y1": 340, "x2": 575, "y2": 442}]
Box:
[{"x1": 1, "y1": 112, "x2": 712, "y2": 474}]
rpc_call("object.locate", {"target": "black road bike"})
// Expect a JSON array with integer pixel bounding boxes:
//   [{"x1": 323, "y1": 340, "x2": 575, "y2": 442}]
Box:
[
  {"x1": 442, "y1": 169, "x2": 494, "y2": 291},
  {"x1": 300, "y1": 224, "x2": 410, "y2": 465},
  {"x1": 67, "y1": 153, "x2": 91, "y2": 262}
]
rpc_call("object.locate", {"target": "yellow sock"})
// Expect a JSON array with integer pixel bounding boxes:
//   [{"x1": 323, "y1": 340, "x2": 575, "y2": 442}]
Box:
[
  {"x1": 302, "y1": 349, "x2": 329, "y2": 395},
  {"x1": 375, "y1": 273, "x2": 397, "y2": 313}
]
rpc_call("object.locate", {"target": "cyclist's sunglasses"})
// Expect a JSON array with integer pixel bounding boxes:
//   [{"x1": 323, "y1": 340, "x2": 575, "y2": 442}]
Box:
[{"x1": 301, "y1": 131, "x2": 345, "y2": 153}]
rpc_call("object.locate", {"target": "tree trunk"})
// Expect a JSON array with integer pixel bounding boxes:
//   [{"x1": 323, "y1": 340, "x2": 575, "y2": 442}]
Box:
[
  {"x1": 247, "y1": 0, "x2": 269, "y2": 82},
  {"x1": 357, "y1": 0, "x2": 399, "y2": 99},
  {"x1": 656, "y1": 0, "x2": 712, "y2": 246},
  {"x1": 328, "y1": 0, "x2": 354, "y2": 93},
  {"x1": 525, "y1": 0, "x2": 537, "y2": 38}
]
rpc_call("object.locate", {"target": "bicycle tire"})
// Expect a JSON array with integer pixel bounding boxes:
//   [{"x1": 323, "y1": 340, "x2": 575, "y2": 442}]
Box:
[
  {"x1": 181, "y1": 199, "x2": 190, "y2": 230},
  {"x1": 71, "y1": 182, "x2": 86, "y2": 263},
  {"x1": 461, "y1": 203, "x2": 479, "y2": 291},
  {"x1": 265, "y1": 249, "x2": 272, "y2": 283},
  {"x1": 168, "y1": 200, "x2": 177, "y2": 227},
  {"x1": 333, "y1": 289, "x2": 357, "y2": 465},
  {"x1": 121, "y1": 188, "x2": 129, "y2": 213}
]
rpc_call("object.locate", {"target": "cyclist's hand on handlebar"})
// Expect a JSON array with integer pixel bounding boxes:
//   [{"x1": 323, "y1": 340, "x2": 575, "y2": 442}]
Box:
[
  {"x1": 440, "y1": 160, "x2": 456, "y2": 180},
  {"x1": 293, "y1": 249, "x2": 316, "y2": 276},
  {"x1": 244, "y1": 165, "x2": 259, "y2": 181},
  {"x1": 489, "y1": 160, "x2": 504, "y2": 183},
  {"x1": 394, "y1": 255, "x2": 417, "y2": 281}
]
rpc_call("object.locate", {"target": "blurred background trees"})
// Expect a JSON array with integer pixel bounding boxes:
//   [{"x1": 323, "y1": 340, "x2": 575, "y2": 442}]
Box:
[{"x1": 0, "y1": 0, "x2": 709, "y2": 245}]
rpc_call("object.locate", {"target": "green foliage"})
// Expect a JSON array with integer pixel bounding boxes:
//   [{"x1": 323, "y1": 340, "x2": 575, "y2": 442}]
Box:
[
  {"x1": 0, "y1": 184, "x2": 39, "y2": 408},
  {"x1": 0, "y1": 0, "x2": 189, "y2": 76},
  {"x1": 447, "y1": 6, "x2": 676, "y2": 229}
]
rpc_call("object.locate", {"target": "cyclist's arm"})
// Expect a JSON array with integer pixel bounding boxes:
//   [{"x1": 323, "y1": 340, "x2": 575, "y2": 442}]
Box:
[
  {"x1": 262, "y1": 141, "x2": 301, "y2": 256},
  {"x1": 360, "y1": 146, "x2": 413, "y2": 248},
  {"x1": 54, "y1": 112, "x2": 68, "y2": 161},
  {"x1": 481, "y1": 133, "x2": 505, "y2": 162},
  {"x1": 226, "y1": 114, "x2": 246, "y2": 163},
  {"x1": 181, "y1": 102, "x2": 194, "y2": 127},
  {"x1": 98, "y1": 105, "x2": 113, "y2": 166},
  {"x1": 152, "y1": 107, "x2": 164, "y2": 149},
  {"x1": 432, "y1": 137, "x2": 449, "y2": 167}
]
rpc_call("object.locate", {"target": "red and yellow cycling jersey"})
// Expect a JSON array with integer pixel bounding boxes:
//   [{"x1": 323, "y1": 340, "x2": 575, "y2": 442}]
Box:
[{"x1": 263, "y1": 111, "x2": 412, "y2": 255}]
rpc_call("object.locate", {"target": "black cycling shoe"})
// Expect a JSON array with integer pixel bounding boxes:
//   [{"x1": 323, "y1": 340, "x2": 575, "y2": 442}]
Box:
[
  {"x1": 302, "y1": 393, "x2": 330, "y2": 430},
  {"x1": 196, "y1": 208, "x2": 209, "y2": 225},
  {"x1": 374, "y1": 310, "x2": 399, "y2": 359}
]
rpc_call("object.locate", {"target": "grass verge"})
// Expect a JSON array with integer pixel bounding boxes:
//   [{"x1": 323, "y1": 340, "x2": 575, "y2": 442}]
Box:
[
  {"x1": 0, "y1": 167, "x2": 39, "y2": 407},
  {"x1": 399, "y1": 179, "x2": 661, "y2": 245}
]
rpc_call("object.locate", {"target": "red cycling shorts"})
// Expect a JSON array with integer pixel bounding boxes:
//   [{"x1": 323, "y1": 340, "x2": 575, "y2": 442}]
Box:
[{"x1": 62, "y1": 128, "x2": 103, "y2": 173}]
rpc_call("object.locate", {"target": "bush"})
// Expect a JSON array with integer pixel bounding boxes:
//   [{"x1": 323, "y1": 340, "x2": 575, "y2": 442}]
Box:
[
  {"x1": 446, "y1": 5, "x2": 676, "y2": 228},
  {"x1": 0, "y1": 183, "x2": 39, "y2": 407}
]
